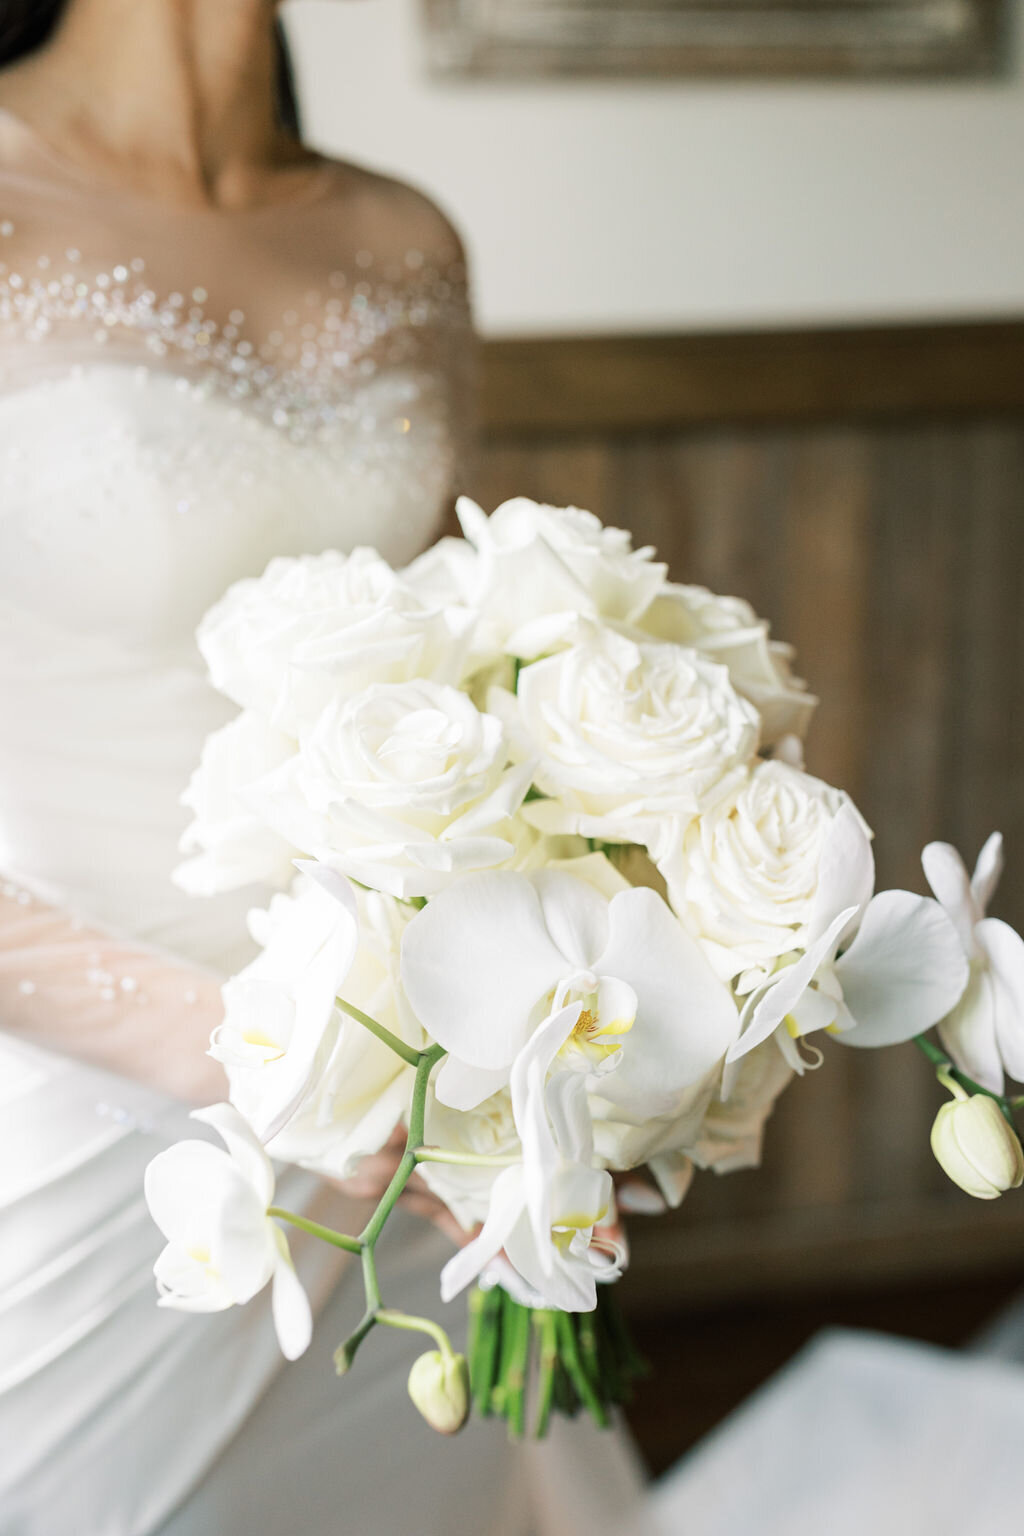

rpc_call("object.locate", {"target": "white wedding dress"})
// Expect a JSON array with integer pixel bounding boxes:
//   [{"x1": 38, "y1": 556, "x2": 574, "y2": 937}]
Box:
[{"x1": 0, "y1": 112, "x2": 645, "y2": 1536}]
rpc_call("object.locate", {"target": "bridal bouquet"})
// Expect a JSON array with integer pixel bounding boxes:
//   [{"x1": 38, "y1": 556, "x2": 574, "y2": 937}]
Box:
[{"x1": 145, "y1": 496, "x2": 1024, "y2": 1438}]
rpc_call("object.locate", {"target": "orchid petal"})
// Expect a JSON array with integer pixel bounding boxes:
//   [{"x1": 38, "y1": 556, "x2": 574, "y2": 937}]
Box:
[
  {"x1": 144, "y1": 1141, "x2": 231, "y2": 1247},
  {"x1": 938, "y1": 966, "x2": 1002, "y2": 1095},
  {"x1": 191, "y1": 1103, "x2": 275, "y2": 1208},
  {"x1": 433, "y1": 1056, "x2": 511, "y2": 1112},
  {"x1": 727, "y1": 906, "x2": 857, "y2": 1064},
  {"x1": 596, "y1": 888, "x2": 739, "y2": 1116},
  {"x1": 972, "y1": 832, "x2": 1005, "y2": 914},
  {"x1": 545, "y1": 1071, "x2": 594, "y2": 1166},
  {"x1": 154, "y1": 1246, "x2": 233, "y2": 1313},
  {"x1": 835, "y1": 891, "x2": 969, "y2": 1048},
  {"x1": 532, "y1": 869, "x2": 611, "y2": 970},
  {"x1": 978, "y1": 916, "x2": 1024, "y2": 1085},
  {"x1": 212, "y1": 1183, "x2": 276, "y2": 1303},
  {"x1": 502, "y1": 1220, "x2": 597, "y2": 1312},
  {"x1": 256, "y1": 916, "x2": 356, "y2": 1144},
  {"x1": 510, "y1": 1003, "x2": 581, "y2": 1272},
  {"x1": 400, "y1": 874, "x2": 567, "y2": 1070},
  {"x1": 439, "y1": 1165, "x2": 525, "y2": 1303},
  {"x1": 922, "y1": 841, "x2": 979, "y2": 952},
  {"x1": 271, "y1": 1229, "x2": 314, "y2": 1360}
]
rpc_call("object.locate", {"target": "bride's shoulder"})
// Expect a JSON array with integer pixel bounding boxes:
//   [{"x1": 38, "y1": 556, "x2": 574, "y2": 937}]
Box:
[{"x1": 313, "y1": 157, "x2": 466, "y2": 273}]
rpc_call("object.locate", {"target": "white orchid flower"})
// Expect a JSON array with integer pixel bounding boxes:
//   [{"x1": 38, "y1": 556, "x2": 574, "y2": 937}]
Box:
[
  {"x1": 727, "y1": 806, "x2": 968, "y2": 1073},
  {"x1": 144, "y1": 1103, "x2": 312, "y2": 1360},
  {"x1": 439, "y1": 1054, "x2": 624, "y2": 1312},
  {"x1": 209, "y1": 864, "x2": 359, "y2": 1143},
  {"x1": 922, "y1": 834, "x2": 1024, "y2": 1093},
  {"x1": 400, "y1": 861, "x2": 739, "y2": 1126}
]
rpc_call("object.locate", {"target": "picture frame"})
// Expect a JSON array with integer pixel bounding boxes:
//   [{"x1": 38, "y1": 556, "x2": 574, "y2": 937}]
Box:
[{"x1": 421, "y1": 0, "x2": 1004, "y2": 79}]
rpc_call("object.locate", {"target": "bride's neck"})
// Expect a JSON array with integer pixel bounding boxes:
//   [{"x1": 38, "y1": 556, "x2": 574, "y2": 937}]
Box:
[{"x1": 1, "y1": 0, "x2": 303, "y2": 207}]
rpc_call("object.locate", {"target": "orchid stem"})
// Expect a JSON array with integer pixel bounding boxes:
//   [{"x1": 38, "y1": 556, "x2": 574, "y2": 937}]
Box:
[
  {"x1": 336, "y1": 997, "x2": 422, "y2": 1068},
  {"x1": 377, "y1": 1308, "x2": 457, "y2": 1360},
  {"x1": 914, "y1": 1034, "x2": 1016, "y2": 1125},
  {"x1": 330, "y1": 1041, "x2": 446, "y2": 1379},
  {"x1": 268, "y1": 1207, "x2": 362, "y2": 1254},
  {"x1": 414, "y1": 1147, "x2": 520, "y2": 1168}
]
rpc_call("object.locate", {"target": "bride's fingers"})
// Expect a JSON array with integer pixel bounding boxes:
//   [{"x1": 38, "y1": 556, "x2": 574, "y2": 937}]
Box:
[{"x1": 614, "y1": 1172, "x2": 667, "y2": 1216}]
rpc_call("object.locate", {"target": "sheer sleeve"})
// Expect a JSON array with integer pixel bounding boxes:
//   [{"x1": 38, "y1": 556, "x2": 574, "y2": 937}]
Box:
[
  {"x1": 0, "y1": 878, "x2": 227, "y2": 1104},
  {"x1": 0, "y1": 120, "x2": 475, "y2": 1111}
]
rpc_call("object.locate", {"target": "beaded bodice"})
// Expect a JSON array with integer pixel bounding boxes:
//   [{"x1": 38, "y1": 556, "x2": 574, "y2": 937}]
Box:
[{"x1": 0, "y1": 108, "x2": 472, "y2": 959}]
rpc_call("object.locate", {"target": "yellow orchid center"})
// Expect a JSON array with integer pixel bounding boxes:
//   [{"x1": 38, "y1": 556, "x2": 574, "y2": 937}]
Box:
[
  {"x1": 562, "y1": 998, "x2": 634, "y2": 1067},
  {"x1": 242, "y1": 1027, "x2": 285, "y2": 1060}
]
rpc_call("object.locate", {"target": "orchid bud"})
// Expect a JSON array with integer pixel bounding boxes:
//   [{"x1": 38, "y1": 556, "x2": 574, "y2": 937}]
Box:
[
  {"x1": 931, "y1": 1091, "x2": 1024, "y2": 1199},
  {"x1": 407, "y1": 1348, "x2": 470, "y2": 1435}
]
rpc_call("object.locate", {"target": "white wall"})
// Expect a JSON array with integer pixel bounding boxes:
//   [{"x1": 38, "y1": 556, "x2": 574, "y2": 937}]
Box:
[{"x1": 287, "y1": 0, "x2": 1024, "y2": 337}]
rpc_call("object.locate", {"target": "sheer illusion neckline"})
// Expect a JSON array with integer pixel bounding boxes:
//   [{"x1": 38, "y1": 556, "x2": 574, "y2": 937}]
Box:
[{"x1": 0, "y1": 105, "x2": 337, "y2": 215}]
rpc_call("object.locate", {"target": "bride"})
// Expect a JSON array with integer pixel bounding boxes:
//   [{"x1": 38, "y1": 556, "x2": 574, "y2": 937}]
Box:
[{"x1": 0, "y1": 2, "x2": 644, "y2": 1531}]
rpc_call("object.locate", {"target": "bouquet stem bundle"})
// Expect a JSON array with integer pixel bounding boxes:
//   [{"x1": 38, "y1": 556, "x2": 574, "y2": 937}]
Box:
[{"x1": 468, "y1": 1283, "x2": 646, "y2": 1439}]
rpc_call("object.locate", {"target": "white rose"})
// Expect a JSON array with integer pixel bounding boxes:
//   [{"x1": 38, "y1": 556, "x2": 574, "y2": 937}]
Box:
[
  {"x1": 640, "y1": 583, "x2": 816, "y2": 746},
  {"x1": 174, "y1": 710, "x2": 300, "y2": 896},
  {"x1": 662, "y1": 758, "x2": 856, "y2": 983},
  {"x1": 456, "y1": 496, "x2": 667, "y2": 663},
  {"x1": 253, "y1": 680, "x2": 534, "y2": 899},
  {"x1": 510, "y1": 622, "x2": 759, "y2": 850},
  {"x1": 689, "y1": 1040, "x2": 794, "y2": 1174},
  {"x1": 400, "y1": 535, "x2": 480, "y2": 609},
  {"x1": 216, "y1": 875, "x2": 421, "y2": 1178},
  {"x1": 197, "y1": 547, "x2": 469, "y2": 735}
]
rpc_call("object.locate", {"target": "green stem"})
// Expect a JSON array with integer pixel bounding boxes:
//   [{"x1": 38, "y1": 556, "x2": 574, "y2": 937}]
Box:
[
  {"x1": 577, "y1": 1309, "x2": 602, "y2": 1397},
  {"x1": 334, "y1": 1309, "x2": 377, "y2": 1376},
  {"x1": 915, "y1": 1034, "x2": 1016, "y2": 1125},
  {"x1": 555, "y1": 1309, "x2": 609, "y2": 1430},
  {"x1": 333, "y1": 1041, "x2": 447, "y2": 1379},
  {"x1": 490, "y1": 1289, "x2": 518, "y2": 1417},
  {"x1": 361, "y1": 1242, "x2": 382, "y2": 1313},
  {"x1": 469, "y1": 1285, "x2": 503, "y2": 1417},
  {"x1": 414, "y1": 1147, "x2": 520, "y2": 1168},
  {"x1": 505, "y1": 1297, "x2": 532, "y2": 1441},
  {"x1": 376, "y1": 1308, "x2": 457, "y2": 1360},
  {"x1": 267, "y1": 1207, "x2": 363, "y2": 1254},
  {"x1": 336, "y1": 997, "x2": 423, "y2": 1068},
  {"x1": 360, "y1": 1045, "x2": 446, "y2": 1250},
  {"x1": 533, "y1": 1311, "x2": 559, "y2": 1439}
]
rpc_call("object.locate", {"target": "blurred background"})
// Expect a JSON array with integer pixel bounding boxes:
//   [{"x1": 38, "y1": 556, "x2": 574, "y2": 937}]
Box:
[{"x1": 287, "y1": 0, "x2": 1024, "y2": 1474}]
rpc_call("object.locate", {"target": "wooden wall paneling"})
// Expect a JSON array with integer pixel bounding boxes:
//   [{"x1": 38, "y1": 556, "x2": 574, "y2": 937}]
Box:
[
  {"x1": 477, "y1": 328, "x2": 1024, "y2": 1308},
  {"x1": 480, "y1": 322, "x2": 1024, "y2": 434}
]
